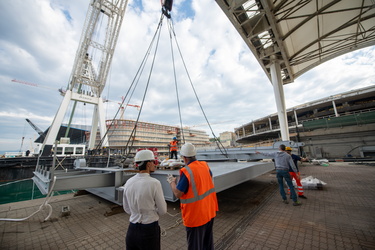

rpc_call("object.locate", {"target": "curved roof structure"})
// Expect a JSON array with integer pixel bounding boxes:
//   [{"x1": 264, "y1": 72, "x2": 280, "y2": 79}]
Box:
[{"x1": 215, "y1": 0, "x2": 375, "y2": 84}]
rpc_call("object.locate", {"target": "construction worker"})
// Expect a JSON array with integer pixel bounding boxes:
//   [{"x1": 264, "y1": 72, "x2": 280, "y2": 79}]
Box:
[
  {"x1": 169, "y1": 137, "x2": 178, "y2": 159},
  {"x1": 123, "y1": 150, "x2": 167, "y2": 250},
  {"x1": 167, "y1": 143, "x2": 219, "y2": 250},
  {"x1": 256, "y1": 144, "x2": 302, "y2": 206},
  {"x1": 285, "y1": 147, "x2": 309, "y2": 199}
]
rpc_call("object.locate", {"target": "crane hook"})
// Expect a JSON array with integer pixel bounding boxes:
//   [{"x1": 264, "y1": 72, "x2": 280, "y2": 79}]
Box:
[{"x1": 161, "y1": 0, "x2": 173, "y2": 18}]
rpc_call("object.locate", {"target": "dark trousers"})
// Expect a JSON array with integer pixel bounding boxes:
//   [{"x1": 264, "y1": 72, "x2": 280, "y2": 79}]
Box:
[
  {"x1": 276, "y1": 169, "x2": 297, "y2": 202},
  {"x1": 186, "y1": 218, "x2": 214, "y2": 250},
  {"x1": 170, "y1": 150, "x2": 177, "y2": 159},
  {"x1": 126, "y1": 221, "x2": 160, "y2": 250}
]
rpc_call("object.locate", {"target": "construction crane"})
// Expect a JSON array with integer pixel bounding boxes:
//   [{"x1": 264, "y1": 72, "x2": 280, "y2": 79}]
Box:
[
  {"x1": 117, "y1": 96, "x2": 140, "y2": 120},
  {"x1": 11, "y1": 79, "x2": 66, "y2": 96},
  {"x1": 118, "y1": 103, "x2": 140, "y2": 120},
  {"x1": 39, "y1": 0, "x2": 128, "y2": 154},
  {"x1": 25, "y1": 119, "x2": 45, "y2": 138},
  {"x1": 189, "y1": 120, "x2": 235, "y2": 128},
  {"x1": 13, "y1": 78, "x2": 139, "y2": 125}
]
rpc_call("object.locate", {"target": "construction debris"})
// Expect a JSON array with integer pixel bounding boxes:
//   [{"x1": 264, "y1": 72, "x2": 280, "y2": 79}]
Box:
[
  {"x1": 311, "y1": 159, "x2": 329, "y2": 166},
  {"x1": 300, "y1": 176, "x2": 326, "y2": 190}
]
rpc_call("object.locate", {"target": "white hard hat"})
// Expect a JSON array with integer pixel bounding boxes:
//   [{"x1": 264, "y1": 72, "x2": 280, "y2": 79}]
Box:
[
  {"x1": 134, "y1": 150, "x2": 155, "y2": 162},
  {"x1": 180, "y1": 143, "x2": 196, "y2": 157}
]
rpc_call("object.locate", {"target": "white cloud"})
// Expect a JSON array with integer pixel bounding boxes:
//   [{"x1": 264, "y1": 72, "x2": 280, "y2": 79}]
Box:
[{"x1": 0, "y1": 0, "x2": 374, "y2": 152}]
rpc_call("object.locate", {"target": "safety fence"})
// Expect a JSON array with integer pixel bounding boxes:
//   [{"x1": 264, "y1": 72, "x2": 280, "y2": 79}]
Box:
[{"x1": 302, "y1": 110, "x2": 375, "y2": 131}]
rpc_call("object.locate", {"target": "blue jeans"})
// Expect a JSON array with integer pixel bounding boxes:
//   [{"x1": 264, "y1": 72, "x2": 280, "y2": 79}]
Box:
[{"x1": 276, "y1": 169, "x2": 297, "y2": 202}]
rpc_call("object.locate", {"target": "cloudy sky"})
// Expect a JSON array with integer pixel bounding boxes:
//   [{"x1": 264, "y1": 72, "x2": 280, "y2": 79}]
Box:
[{"x1": 0, "y1": 0, "x2": 374, "y2": 153}]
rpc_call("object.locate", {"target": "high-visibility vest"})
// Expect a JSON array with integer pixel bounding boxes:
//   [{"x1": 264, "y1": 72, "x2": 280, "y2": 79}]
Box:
[
  {"x1": 179, "y1": 161, "x2": 218, "y2": 227},
  {"x1": 170, "y1": 140, "x2": 178, "y2": 151}
]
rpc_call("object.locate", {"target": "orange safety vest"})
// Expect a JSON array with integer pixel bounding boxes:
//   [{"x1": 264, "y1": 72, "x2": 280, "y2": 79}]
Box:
[
  {"x1": 179, "y1": 161, "x2": 218, "y2": 227},
  {"x1": 170, "y1": 140, "x2": 178, "y2": 151}
]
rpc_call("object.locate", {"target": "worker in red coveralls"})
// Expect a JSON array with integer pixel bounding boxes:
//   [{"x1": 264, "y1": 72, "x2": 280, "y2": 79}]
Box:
[
  {"x1": 285, "y1": 147, "x2": 309, "y2": 199},
  {"x1": 169, "y1": 137, "x2": 178, "y2": 159}
]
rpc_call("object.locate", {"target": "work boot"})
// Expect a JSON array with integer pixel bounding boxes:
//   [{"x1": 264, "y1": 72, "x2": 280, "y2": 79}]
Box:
[
  {"x1": 298, "y1": 195, "x2": 307, "y2": 199},
  {"x1": 293, "y1": 201, "x2": 302, "y2": 206}
]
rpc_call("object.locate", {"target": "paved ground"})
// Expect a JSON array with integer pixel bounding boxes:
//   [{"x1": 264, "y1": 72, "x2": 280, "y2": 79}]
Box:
[{"x1": 0, "y1": 162, "x2": 374, "y2": 249}]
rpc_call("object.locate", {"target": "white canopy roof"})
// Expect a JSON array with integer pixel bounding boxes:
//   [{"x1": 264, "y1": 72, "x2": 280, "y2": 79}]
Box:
[{"x1": 215, "y1": 0, "x2": 375, "y2": 84}]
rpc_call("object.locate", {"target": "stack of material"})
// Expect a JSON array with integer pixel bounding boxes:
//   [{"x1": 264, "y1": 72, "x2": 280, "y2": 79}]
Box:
[
  {"x1": 311, "y1": 159, "x2": 329, "y2": 166},
  {"x1": 299, "y1": 176, "x2": 326, "y2": 190},
  {"x1": 158, "y1": 159, "x2": 185, "y2": 170}
]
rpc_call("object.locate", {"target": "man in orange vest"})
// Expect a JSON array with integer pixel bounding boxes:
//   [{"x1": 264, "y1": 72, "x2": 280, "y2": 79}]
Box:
[
  {"x1": 167, "y1": 143, "x2": 218, "y2": 250},
  {"x1": 169, "y1": 137, "x2": 178, "y2": 159}
]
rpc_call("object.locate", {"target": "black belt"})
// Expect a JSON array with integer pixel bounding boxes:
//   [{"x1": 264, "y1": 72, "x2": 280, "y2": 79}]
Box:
[{"x1": 130, "y1": 221, "x2": 158, "y2": 227}]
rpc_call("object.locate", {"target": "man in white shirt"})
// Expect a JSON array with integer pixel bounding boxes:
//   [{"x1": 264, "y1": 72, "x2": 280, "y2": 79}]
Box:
[{"x1": 123, "y1": 150, "x2": 167, "y2": 250}]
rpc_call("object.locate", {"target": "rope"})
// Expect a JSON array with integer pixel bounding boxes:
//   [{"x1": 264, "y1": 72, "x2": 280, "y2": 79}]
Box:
[
  {"x1": 160, "y1": 211, "x2": 183, "y2": 237},
  {"x1": 0, "y1": 176, "x2": 57, "y2": 222},
  {"x1": 0, "y1": 178, "x2": 30, "y2": 187}
]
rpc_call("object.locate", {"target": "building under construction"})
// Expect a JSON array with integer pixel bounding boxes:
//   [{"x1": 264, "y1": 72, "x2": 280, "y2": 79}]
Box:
[
  {"x1": 234, "y1": 85, "x2": 375, "y2": 159},
  {"x1": 93, "y1": 119, "x2": 210, "y2": 157}
]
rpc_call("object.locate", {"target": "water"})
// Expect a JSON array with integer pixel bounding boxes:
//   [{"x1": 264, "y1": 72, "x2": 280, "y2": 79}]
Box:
[{"x1": 0, "y1": 179, "x2": 76, "y2": 205}]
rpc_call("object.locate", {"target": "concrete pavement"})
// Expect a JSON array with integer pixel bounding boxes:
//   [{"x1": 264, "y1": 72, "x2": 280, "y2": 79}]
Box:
[{"x1": 1, "y1": 162, "x2": 374, "y2": 249}]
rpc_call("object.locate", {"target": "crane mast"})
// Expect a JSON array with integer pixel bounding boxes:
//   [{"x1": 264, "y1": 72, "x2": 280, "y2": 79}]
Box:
[
  {"x1": 25, "y1": 119, "x2": 45, "y2": 137},
  {"x1": 41, "y1": 0, "x2": 128, "y2": 154}
]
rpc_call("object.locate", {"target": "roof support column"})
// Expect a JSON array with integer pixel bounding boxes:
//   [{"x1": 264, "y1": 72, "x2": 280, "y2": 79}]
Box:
[
  {"x1": 269, "y1": 56, "x2": 289, "y2": 141},
  {"x1": 268, "y1": 117, "x2": 272, "y2": 130},
  {"x1": 252, "y1": 122, "x2": 256, "y2": 134},
  {"x1": 332, "y1": 100, "x2": 339, "y2": 117},
  {"x1": 293, "y1": 109, "x2": 299, "y2": 125}
]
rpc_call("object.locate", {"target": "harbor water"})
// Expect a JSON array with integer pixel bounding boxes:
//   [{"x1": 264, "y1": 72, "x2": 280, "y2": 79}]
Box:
[{"x1": 0, "y1": 179, "x2": 75, "y2": 205}]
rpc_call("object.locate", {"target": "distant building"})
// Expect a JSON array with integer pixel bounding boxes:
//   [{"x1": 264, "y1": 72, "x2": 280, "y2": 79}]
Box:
[
  {"x1": 234, "y1": 85, "x2": 375, "y2": 159},
  {"x1": 99, "y1": 120, "x2": 210, "y2": 156},
  {"x1": 219, "y1": 131, "x2": 236, "y2": 147},
  {"x1": 36, "y1": 121, "x2": 210, "y2": 157}
]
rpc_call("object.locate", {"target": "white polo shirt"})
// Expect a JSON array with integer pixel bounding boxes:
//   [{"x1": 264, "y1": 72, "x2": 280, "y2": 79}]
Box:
[{"x1": 123, "y1": 173, "x2": 167, "y2": 224}]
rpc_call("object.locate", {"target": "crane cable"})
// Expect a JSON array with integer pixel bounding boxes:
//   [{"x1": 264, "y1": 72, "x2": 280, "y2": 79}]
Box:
[
  {"x1": 123, "y1": 13, "x2": 166, "y2": 159},
  {"x1": 166, "y1": 18, "x2": 229, "y2": 157},
  {"x1": 91, "y1": 13, "x2": 166, "y2": 161},
  {"x1": 166, "y1": 17, "x2": 185, "y2": 144},
  {"x1": 95, "y1": 10, "x2": 229, "y2": 160}
]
